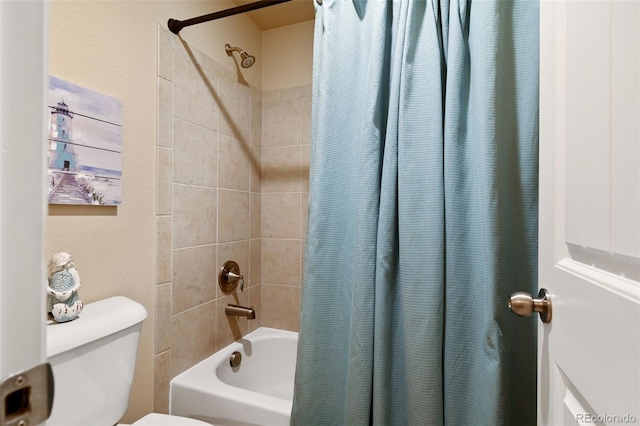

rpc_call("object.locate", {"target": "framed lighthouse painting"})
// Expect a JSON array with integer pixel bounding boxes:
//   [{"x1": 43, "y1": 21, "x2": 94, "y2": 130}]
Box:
[{"x1": 47, "y1": 76, "x2": 123, "y2": 205}]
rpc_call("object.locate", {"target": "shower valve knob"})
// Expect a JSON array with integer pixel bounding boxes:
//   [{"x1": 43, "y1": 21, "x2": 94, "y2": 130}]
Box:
[
  {"x1": 508, "y1": 288, "x2": 552, "y2": 323},
  {"x1": 219, "y1": 260, "x2": 244, "y2": 293},
  {"x1": 227, "y1": 271, "x2": 244, "y2": 291}
]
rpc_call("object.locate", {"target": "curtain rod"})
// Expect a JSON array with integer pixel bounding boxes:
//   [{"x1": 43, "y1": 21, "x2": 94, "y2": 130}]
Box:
[{"x1": 168, "y1": 0, "x2": 291, "y2": 34}]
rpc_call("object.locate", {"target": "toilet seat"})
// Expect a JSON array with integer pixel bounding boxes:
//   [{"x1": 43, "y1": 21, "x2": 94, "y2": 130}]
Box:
[{"x1": 130, "y1": 413, "x2": 213, "y2": 425}]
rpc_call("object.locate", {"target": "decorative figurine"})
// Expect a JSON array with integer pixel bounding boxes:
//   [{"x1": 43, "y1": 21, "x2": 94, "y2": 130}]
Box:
[{"x1": 47, "y1": 252, "x2": 83, "y2": 322}]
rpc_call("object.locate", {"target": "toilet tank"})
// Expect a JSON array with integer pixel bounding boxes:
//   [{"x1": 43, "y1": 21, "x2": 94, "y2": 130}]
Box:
[{"x1": 46, "y1": 296, "x2": 148, "y2": 426}]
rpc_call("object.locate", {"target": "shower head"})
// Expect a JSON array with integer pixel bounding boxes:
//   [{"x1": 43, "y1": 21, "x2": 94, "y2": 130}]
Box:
[
  {"x1": 240, "y1": 52, "x2": 255, "y2": 68},
  {"x1": 225, "y1": 44, "x2": 255, "y2": 69}
]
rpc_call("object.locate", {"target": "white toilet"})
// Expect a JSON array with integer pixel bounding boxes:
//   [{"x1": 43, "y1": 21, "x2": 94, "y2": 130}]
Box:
[{"x1": 46, "y1": 296, "x2": 210, "y2": 426}]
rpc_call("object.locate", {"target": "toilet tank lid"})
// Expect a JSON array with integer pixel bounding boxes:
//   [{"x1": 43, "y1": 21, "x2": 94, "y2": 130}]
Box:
[{"x1": 47, "y1": 296, "x2": 148, "y2": 358}]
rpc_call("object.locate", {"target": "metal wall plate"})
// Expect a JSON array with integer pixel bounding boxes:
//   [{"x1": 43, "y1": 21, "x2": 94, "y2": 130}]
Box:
[
  {"x1": 1, "y1": 363, "x2": 54, "y2": 426},
  {"x1": 219, "y1": 260, "x2": 242, "y2": 293}
]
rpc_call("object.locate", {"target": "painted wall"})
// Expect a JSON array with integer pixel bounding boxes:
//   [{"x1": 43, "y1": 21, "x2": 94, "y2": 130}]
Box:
[
  {"x1": 49, "y1": 2, "x2": 314, "y2": 421},
  {"x1": 262, "y1": 20, "x2": 314, "y2": 92},
  {"x1": 48, "y1": 1, "x2": 261, "y2": 422}
]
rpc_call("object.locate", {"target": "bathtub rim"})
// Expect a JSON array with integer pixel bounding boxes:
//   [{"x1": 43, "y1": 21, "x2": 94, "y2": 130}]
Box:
[{"x1": 169, "y1": 326, "x2": 298, "y2": 420}]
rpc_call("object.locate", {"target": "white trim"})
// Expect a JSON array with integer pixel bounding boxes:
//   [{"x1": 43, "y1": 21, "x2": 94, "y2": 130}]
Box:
[
  {"x1": 557, "y1": 258, "x2": 640, "y2": 304},
  {"x1": 0, "y1": 0, "x2": 48, "y2": 379}
]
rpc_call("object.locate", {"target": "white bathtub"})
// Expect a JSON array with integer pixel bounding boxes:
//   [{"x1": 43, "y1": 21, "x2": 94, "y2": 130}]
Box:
[{"x1": 170, "y1": 327, "x2": 298, "y2": 426}]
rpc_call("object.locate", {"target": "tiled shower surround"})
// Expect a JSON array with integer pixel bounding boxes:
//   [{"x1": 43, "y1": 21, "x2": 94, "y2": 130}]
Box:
[{"x1": 154, "y1": 27, "x2": 311, "y2": 412}]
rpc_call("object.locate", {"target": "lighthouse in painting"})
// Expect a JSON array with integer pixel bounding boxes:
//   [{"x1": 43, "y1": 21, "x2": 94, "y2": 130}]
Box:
[
  {"x1": 49, "y1": 100, "x2": 78, "y2": 171},
  {"x1": 47, "y1": 76, "x2": 123, "y2": 206}
]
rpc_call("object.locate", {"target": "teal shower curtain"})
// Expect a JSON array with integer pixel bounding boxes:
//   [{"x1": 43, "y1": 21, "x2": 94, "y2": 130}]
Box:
[{"x1": 292, "y1": 0, "x2": 538, "y2": 425}]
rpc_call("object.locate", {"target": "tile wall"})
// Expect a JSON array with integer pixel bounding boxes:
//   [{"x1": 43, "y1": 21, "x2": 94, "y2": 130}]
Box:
[
  {"x1": 155, "y1": 27, "x2": 312, "y2": 412},
  {"x1": 260, "y1": 87, "x2": 311, "y2": 331}
]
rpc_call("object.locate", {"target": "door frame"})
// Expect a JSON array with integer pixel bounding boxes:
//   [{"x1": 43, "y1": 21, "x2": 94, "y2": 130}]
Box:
[{"x1": 0, "y1": 0, "x2": 48, "y2": 381}]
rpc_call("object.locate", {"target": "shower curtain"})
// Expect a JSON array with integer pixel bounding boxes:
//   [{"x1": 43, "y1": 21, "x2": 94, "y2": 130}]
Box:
[{"x1": 292, "y1": 0, "x2": 538, "y2": 425}]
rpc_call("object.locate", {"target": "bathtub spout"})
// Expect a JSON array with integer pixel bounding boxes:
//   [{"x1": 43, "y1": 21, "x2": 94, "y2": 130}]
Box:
[{"x1": 225, "y1": 304, "x2": 256, "y2": 320}]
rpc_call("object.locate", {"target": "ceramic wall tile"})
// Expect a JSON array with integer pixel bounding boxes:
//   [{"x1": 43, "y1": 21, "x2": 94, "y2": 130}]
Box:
[
  {"x1": 156, "y1": 38, "x2": 333, "y2": 413},
  {"x1": 154, "y1": 350, "x2": 171, "y2": 414},
  {"x1": 250, "y1": 239, "x2": 261, "y2": 287},
  {"x1": 262, "y1": 89, "x2": 281, "y2": 104},
  {"x1": 300, "y1": 96, "x2": 312, "y2": 145},
  {"x1": 173, "y1": 184, "x2": 216, "y2": 248},
  {"x1": 173, "y1": 53, "x2": 218, "y2": 131},
  {"x1": 157, "y1": 148, "x2": 172, "y2": 215},
  {"x1": 251, "y1": 93, "x2": 262, "y2": 147},
  {"x1": 261, "y1": 239, "x2": 301, "y2": 286},
  {"x1": 248, "y1": 284, "x2": 262, "y2": 333},
  {"x1": 218, "y1": 190, "x2": 250, "y2": 243},
  {"x1": 172, "y1": 245, "x2": 217, "y2": 314},
  {"x1": 261, "y1": 284, "x2": 301, "y2": 332},
  {"x1": 219, "y1": 79, "x2": 251, "y2": 143},
  {"x1": 262, "y1": 98, "x2": 300, "y2": 147},
  {"x1": 261, "y1": 146, "x2": 301, "y2": 193},
  {"x1": 157, "y1": 78, "x2": 173, "y2": 148},
  {"x1": 157, "y1": 25, "x2": 173, "y2": 82},
  {"x1": 300, "y1": 84, "x2": 312, "y2": 98},
  {"x1": 300, "y1": 193, "x2": 309, "y2": 241},
  {"x1": 156, "y1": 216, "x2": 172, "y2": 284},
  {"x1": 300, "y1": 145, "x2": 310, "y2": 193},
  {"x1": 281, "y1": 86, "x2": 306, "y2": 100},
  {"x1": 194, "y1": 49, "x2": 235, "y2": 85},
  {"x1": 250, "y1": 193, "x2": 261, "y2": 240},
  {"x1": 155, "y1": 283, "x2": 172, "y2": 354},
  {"x1": 250, "y1": 145, "x2": 261, "y2": 193},
  {"x1": 173, "y1": 119, "x2": 217, "y2": 187},
  {"x1": 218, "y1": 134, "x2": 251, "y2": 191},
  {"x1": 170, "y1": 301, "x2": 216, "y2": 377},
  {"x1": 261, "y1": 193, "x2": 301, "y2": 239}
]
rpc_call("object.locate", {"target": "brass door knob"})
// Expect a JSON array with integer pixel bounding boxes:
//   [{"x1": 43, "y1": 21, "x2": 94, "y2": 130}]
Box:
[{"x1": 508, "y1": 288, "x2": 552, "y2": 323}]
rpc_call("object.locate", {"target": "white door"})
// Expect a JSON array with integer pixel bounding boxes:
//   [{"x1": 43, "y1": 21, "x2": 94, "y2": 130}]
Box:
[
  {"x1": 538, "y1": 1, "x2": 640, "y2": 425},
  {"x1": 0, "y1": 1, "x2": 50, "y2": 425}
]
